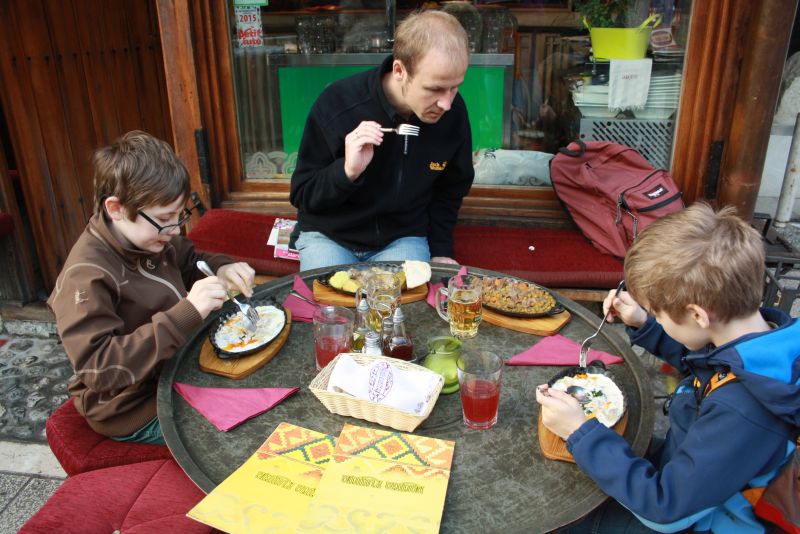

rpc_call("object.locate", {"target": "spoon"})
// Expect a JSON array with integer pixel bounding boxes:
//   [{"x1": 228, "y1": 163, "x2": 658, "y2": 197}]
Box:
[
  {"x1": 566, "y1": 385, "x2": 591, "y2": 404},
  {"x1": 196, "y1": 261, "x2": 259, "y2": 332}
]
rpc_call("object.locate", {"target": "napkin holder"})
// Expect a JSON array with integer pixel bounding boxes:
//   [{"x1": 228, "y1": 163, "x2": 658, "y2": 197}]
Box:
[{"x1": 309, "y1": 353, "x2": 443, "y2": 432}]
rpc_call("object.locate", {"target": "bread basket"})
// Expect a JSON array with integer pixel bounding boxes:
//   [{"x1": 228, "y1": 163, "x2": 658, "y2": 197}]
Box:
[{"x1": 309, "y1": 353, "x2": 444, "y2": 432}]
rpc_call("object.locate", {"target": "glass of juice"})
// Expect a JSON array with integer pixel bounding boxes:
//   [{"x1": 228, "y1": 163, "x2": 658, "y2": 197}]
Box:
[
  {"x1": 456, "y1": 350, "x2": 502, "y2": 430},
  {"x1": 313, "y1": 306, "x2": 354, "y2": 371}
]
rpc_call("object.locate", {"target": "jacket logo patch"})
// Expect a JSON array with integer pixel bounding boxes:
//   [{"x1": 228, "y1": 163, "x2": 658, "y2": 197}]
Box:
[
  {"x1": 429, "y1": 161, "x2": 448, "y2": 171},
  {"x1": 74, "y1": 289, "x2": 88, "y2": 305},
  {"x1": 145, "y1": 259, "x2": 156, "y2": 270},
  {"x1": 645, "y1": 184, "x2": 669, "y2": 199}
]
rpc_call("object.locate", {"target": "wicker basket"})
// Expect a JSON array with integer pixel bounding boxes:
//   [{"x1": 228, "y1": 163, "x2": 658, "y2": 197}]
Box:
[{"x1": 309, "y1": 353, "x2": 444, "y2": 432}]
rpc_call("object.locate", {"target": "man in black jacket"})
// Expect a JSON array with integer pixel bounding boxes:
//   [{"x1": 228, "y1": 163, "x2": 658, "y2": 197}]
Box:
[{"x1": 290, "y1": 10, "x2": 474, "y2": 271}]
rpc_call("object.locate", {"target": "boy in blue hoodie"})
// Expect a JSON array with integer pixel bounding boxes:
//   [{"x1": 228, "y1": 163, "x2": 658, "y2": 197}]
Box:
[{"x1": 537, "y1": 202, "x2": 799, "y2": 533}]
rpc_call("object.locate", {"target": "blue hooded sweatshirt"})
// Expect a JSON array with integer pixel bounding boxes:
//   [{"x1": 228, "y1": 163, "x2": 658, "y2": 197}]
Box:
[{"x1": 566, "y1": 308, "x2": 800, "y2": 533}]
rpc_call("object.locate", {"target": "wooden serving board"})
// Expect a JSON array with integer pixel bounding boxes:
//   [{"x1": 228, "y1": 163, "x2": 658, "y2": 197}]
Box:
[
  {"x1": 198, "y1": 309, "x2": 292, "y2": 379},
  {"x1": 312, "y1": 279, "x2": 428, "y2": 307},
  {"x1": 538, "y1": 410, "x2": 628, "y2": 463},
  {"x1": 482, "y1": 307, "x2": 571, "y2": 336}
]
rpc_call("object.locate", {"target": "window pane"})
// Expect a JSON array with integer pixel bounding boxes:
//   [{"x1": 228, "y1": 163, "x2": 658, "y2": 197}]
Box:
[{"x1": 228, "y1": 0, "x2": 693, "y2": 186}]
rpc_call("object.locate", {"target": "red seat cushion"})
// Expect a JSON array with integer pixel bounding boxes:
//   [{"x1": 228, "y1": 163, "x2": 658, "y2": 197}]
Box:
[
  {"x1": 19, "y1": 459, "x2": 212, "y2": 533},
  {"x1": 188, "y1": 209, "x2": 299, "y2": 277},
  {"x1": 453, "y1": 225, "x2": 623, "y2": 289},
  {"x1": 46, "y1": 399, "x2": 173, "y2": 476},
  {"x1": 186, "y1": 209, "x2": 623, "y2": 288}
]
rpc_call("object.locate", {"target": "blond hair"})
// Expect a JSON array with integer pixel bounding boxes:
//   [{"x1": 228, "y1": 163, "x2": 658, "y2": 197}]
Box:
[
  {"x1": 93, "y1": 131, "x2": 190, "y2": 220},
  {"x1": 393, "y1": 10, "x2": 469, "y2": 77},
  {"x1": 624, "y1": 202, "x2": 765, "y2": 323}
]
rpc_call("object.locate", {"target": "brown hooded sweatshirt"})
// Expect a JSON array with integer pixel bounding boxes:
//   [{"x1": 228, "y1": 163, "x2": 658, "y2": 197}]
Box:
[{"x1": 47, "y1": 213, "x2": 233, "y2": 437}]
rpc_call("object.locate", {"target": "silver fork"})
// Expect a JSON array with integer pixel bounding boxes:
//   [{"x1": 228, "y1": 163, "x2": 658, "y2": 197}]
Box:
[
  {"x1": 380, "y1": 124, "x2": 420, "y2": 136},
  {"x1": 196, "y1": 261, "x2": 259, "y2": 332},
  {"x1": 579, "y1": 280, "x2": 625, "y2": 368}
]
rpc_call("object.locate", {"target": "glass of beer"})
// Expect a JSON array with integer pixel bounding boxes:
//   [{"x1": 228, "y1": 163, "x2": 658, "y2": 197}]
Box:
[
  {"x1": 435, "y1": 274, "x2": 483, "y2": 338},
  {"x1": 355, "y1": 272, "x2": 402, "y2": 331}
]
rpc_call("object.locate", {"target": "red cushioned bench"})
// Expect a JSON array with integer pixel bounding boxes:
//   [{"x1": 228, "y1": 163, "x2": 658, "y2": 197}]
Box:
[{"x1": 188, "y1": 209, "x2": 623, "y2": 298}]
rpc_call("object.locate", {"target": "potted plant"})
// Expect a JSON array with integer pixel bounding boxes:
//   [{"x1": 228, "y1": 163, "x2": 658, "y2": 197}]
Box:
[{"x1": 573, "y1": 0, "x2": 661, "y2": 59}]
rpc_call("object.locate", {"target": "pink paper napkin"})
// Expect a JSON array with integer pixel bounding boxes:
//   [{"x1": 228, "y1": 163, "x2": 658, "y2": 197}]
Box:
[
  {"x1": 174, "y1": 382, "x2": 299, "y2": 432},
  {"x1": 426, "y1": 266, "x2": 469, "y2": 307},
  {"x1": 282, "y1": 275, "x2": 317, "y2": 322},
  {"x1": 506, "y1": 334, "x2": 624, "y2": 366}
]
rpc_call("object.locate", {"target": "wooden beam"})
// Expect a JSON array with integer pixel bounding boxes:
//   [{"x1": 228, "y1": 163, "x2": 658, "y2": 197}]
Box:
[{"x1": 155, "y1": 0, "x2": 209, "y2": 211}]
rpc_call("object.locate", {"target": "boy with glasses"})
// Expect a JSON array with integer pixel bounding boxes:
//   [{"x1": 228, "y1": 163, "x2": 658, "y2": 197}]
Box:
[{"x1": 48, "y1": 130, "x2": 255, "y2": 444}]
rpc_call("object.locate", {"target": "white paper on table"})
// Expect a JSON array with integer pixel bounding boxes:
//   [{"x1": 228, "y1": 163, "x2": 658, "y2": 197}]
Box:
[
  {"x1": 327, "y1": 354, "x2": 439, "y2": 415},
  {"x1": 608, "y1": 59, "x2": 652, "y2": 111}
]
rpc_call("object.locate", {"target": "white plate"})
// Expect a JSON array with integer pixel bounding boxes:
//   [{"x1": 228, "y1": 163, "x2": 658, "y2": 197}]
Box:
[
  {"x1": 633, "y1": 107, "x2": 676, "y2": 119},
  {"x1": 576, "y1": 104, "x2": 621, "y2": 118}
]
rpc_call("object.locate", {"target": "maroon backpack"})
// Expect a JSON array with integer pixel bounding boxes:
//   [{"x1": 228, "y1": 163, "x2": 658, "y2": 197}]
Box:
[{"x1": 550, "y1": 140, "x2": 684, "y2": 259}]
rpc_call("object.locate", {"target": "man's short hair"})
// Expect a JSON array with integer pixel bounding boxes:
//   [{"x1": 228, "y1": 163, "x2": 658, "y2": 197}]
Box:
[
  {"x1": 624, "y1": 202, "x2": 765, "y2": 323},
  {"x1": 93, "y1": 130, "x2": 190, "y2": 219},
  {"x1": 393, "y1": 10, "x2": 469, "y2": 77}
]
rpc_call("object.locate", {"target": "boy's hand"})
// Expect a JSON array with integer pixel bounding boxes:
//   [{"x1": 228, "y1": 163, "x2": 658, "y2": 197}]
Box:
[
  {"x1": 187, "y1": 277, "x2": 228, "y2": 318},
  {"x1": 217, "y1": 262, "x2": 256, "y2": 298},
  {"x1": 603, "y1": 289, "x2": 647, "y2": 329},
  {"x1": 535, "y1": 385, "x2": 588, "y2": 439}
]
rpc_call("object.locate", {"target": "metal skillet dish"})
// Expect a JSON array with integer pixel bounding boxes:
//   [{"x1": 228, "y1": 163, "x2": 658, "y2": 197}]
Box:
[
  {"x1": 208, "y1": 298, "x2": 287, "y2": 359},
  {"x1": 547, "y1": 360, "x2": 627, "y2": 427},
  {"x1": 481, "y1": 276, "x2": 565, "y2": 318},
  {"x1": 317, "y1": 263, "x2": 404, "y2": 295}
]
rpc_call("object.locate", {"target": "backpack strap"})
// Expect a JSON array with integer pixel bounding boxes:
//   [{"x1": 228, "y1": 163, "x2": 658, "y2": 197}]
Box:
[{"x1": 693, "y1": 370, "x2": 738, "y2": 398}]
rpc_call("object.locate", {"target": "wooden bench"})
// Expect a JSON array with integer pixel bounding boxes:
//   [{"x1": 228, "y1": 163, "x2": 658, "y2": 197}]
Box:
[{"x1": 187, "y1": 209, "x2": 623, "y2": 302}]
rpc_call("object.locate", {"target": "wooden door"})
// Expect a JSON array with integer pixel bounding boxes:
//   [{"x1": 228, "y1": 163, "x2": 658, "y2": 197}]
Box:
[{"x1": 0, "y1": 0, "x2": 172, "y2": 292}]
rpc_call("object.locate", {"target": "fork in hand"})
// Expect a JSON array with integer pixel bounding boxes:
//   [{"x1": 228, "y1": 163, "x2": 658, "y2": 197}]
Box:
[
  {"x1": 196, "y1": 260, "x2": 259, "y2": 332},
  {"x1": 578, "y1": 280, "x2": 625, "y2": 368},
  {"x1": 380, "y1": 124, "x2": 420, "y2": 136}
]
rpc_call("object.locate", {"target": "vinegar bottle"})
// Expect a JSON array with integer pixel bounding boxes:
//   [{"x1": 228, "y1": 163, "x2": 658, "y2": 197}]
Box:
[
  {"x1": 352, "y1": 298, "x2": 370, "y2": 352},
  {"x1": 385, "y1": 306, "x2": 414, "y2": 361}
]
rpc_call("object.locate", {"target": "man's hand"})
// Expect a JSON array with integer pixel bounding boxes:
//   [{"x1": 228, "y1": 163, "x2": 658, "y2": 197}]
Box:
[
  {"x1": 431, "y1": 256, "x2": 458, "y2": 265},
  {"x1": 186, "y1": 277, "x2": 228, "y2": 319},
  {"x1": 217, "y1": 262, "x2": 256, "y2": 298},
  {"x1": 535, "y1": 385, "x2": 588, "y2": 440},
  {"x1": 344, "y1": 121, "x2": 384, "y2": 181},
  {"x1": 603, "y1": 289, "x2": 647, "y2": 328}
]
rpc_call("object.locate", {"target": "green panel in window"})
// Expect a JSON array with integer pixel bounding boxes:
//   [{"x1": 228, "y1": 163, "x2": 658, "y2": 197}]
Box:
[{"x1": 278, "y1": 64, "x2": 505, "y2": 156}]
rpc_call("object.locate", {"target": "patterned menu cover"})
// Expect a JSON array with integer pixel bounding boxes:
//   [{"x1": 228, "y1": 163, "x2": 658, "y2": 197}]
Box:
[
  {"x1": 298, "y1": 424, "x2": 455, "y2": 533},
  {"x1": 187, "y1": 422, "x2": 335, "y2": 533}
]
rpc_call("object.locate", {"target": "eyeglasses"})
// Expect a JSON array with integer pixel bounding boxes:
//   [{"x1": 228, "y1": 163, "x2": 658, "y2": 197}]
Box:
[{"x1": 137, "y1": 205, "x2": 196, "y2": 235}]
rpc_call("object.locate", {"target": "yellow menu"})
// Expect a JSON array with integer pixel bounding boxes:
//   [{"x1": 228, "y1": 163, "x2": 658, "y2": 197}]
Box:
[
  {"x1": 187, "y1": 422, "x2": 336, "y2": 533},
  {"x1": 298, "y1": 424, "x2": 455, "y2": 533}
]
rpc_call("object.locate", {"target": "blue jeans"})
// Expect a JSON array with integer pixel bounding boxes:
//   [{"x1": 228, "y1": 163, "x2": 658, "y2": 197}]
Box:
[
  {"x1": 553, "y1": 499, "x2": 666, "y2": 534},
  {"x1": 296, "y1": 231, "x2": 431, "y2": 271}
]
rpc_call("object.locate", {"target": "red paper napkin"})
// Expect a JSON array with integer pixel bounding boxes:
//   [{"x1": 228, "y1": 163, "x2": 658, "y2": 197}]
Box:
[
  {"x1": 174, "y1": 382, "x2": 299, "y2": 432},
  {"x1": 506, "y1": 334, "x2": 624, "y2": 366},
  {"x1": 426, "y1": 266, "x2": 468, "y2": 308},
  {"x1": 282, "y1": 275, "x2": 317, "y2": 322}
]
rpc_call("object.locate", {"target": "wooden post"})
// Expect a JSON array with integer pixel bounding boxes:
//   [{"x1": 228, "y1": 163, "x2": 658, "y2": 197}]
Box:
[
  {"x1": 717, "y1": 0, "x2": 799, "y2": 218},
  {"x1": 155, "y1": 0, "x2": 210, "y2": 213}
]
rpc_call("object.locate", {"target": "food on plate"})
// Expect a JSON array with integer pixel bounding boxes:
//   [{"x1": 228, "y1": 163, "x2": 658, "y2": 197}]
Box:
[
  {"x1": 214, "y1": 305, "x2": 286, "y2": 353},
  {"x1": 327, "y1": 266, "x2": 406, "y2": 293},
  {"x1": 550, "y1": 372, "x2": 624, "y2": 427},
  {"x1": 403, "y1": 260, "x2": 431, "y2": 289},
  {"x1": 481, "y1": 277, "x2": 557, "y2": 315}
]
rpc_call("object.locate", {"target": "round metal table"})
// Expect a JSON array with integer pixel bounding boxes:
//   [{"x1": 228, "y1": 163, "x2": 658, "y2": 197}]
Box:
[{"x1": 158, "y1": 265, "x2": 654, "y2": 533}]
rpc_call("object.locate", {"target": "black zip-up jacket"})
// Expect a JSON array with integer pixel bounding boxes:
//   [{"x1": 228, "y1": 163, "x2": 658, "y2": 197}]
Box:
[{"x1": 290, "y1": 56, "x2": 474, "y2": 258}]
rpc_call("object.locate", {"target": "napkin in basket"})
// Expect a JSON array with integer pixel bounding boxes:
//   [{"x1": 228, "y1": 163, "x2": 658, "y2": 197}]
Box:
[
  {"x1": 174, "y1": 382, "x2": 299, "y2": 431},
  {"x1": 282, "y1": 275, "x2": 317, "y2": 322},
  {"x1": 608, "y1": 58, "x2": 652, "y2": 111},
  {"x1": 327, "y1": 354, "x2": 440, "y2": 415},
  {"x1": 506, "y1": 334, "x2": 624, "y2": 366}
]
